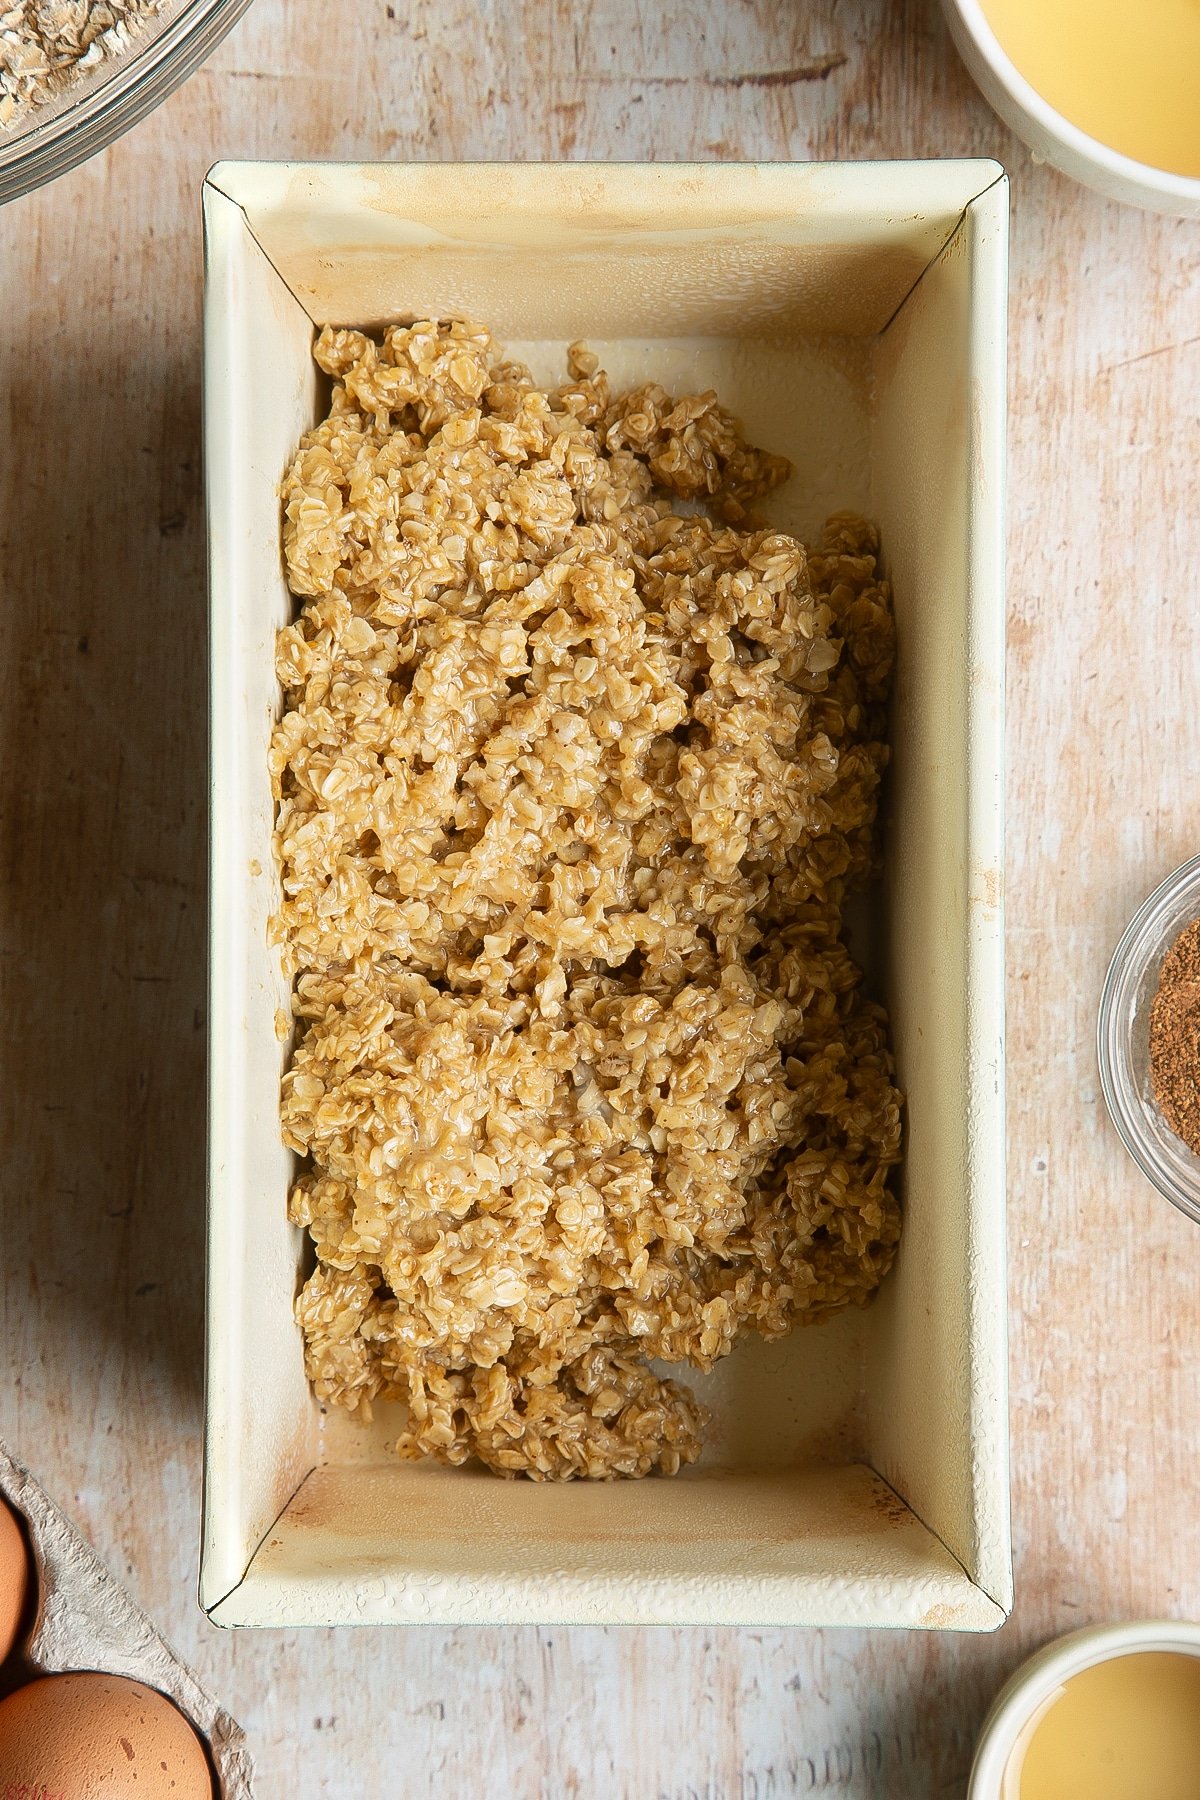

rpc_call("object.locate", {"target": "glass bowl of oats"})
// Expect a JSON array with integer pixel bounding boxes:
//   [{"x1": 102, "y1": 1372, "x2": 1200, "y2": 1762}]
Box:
[{"x1": 0, "y1": 0, "x2": 254, "y2": 205}]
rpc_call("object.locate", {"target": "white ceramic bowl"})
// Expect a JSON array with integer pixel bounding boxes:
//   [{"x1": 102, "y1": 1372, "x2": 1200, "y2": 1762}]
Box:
[
  {"x1": 941, "y1": 0, "x2": 1200, "y2": 216},
  {"x1": 970, "y1": 1621, "x2": 1200, "y2": 1796}
]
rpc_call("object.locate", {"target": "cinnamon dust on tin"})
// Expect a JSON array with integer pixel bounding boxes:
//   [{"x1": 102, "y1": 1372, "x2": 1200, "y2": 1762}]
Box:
[{"x1": 1149, "y1": 919, "x2": 1200, "y2": 1158}]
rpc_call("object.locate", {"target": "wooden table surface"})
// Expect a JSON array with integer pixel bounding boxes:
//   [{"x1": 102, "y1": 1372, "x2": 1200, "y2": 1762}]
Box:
[{"x1": 3, "y1": 1, "x2": 1200, "y2": 1793}]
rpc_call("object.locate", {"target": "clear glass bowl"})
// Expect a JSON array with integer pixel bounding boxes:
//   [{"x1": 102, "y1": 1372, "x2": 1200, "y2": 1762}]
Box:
[
  {"x1": 0, "y1": 0, "x2": 255, "y2": 206},
  {"x1": 1098, "y1": 853, "x2": 1200, "y2": 1224}
]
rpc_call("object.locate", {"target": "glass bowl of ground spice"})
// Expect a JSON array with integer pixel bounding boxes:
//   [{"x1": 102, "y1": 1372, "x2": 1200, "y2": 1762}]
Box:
[
  {"x1": 1098, "y1": 854, "x2": 1200, "y2": 1223},
  {"x1": 0, "y1": 0, "x2": 254, "y2": 205}
]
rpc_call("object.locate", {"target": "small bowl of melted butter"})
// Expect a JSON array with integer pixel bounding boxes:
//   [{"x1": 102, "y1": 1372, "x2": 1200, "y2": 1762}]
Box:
[
  {"x1": 942, "y1": 0, "x2": 1200, "y2": 214},
  {"x1": 970, "y1": 1623, "x2": 1200, "y2": 1800}
]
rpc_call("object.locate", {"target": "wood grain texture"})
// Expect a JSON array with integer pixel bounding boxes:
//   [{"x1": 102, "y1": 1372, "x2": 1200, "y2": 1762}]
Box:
[{"x1": 2, "y1": 0, "x2": 1200, "y2": 1793}]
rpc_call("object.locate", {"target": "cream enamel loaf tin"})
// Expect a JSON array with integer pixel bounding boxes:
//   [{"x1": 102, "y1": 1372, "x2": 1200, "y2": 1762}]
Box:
[{"x1": 202, "y1": 161, "x2": 1009, "y2": 1630}]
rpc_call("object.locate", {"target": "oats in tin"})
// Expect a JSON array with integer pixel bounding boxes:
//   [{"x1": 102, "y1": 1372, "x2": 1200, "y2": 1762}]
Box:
[{"x1": 274, "y1": 320, "x2": 902, "y2": 1480}]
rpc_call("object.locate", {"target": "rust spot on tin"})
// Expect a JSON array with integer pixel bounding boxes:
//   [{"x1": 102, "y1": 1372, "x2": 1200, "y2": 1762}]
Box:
[
  {"x1": 920, "y1": 1601, "x2": 972, "y2": 1629},
  {"x1": 866, "y1": 1482, "x2": 912, "y2": 1528}
]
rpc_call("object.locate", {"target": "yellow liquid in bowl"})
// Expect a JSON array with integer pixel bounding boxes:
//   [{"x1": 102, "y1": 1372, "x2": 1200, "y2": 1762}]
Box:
[
  {"x1": 1003, "y1": 1651, "x2": 1200, "y2": 1800},
  {"x1": 982, "y1": 0, "x2": 1200, "y2": 177}
]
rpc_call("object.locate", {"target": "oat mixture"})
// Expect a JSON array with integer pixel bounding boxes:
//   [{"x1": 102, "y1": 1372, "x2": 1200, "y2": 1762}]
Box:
[
  {"x1": 0, "y1": 0, "x2": 166, "y2": 127},
  {"x1": 273, "y1": 320, "x2": 903, "y2": 1480}
]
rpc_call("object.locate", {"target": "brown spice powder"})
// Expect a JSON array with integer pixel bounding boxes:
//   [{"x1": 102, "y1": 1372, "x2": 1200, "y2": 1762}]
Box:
[{"x1": 1149, "y1": 918, "x2": 1200, "y2": 1157}]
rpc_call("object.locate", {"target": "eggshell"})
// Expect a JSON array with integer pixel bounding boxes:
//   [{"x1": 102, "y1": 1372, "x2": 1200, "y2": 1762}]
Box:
[
  {"x1": 0, "y1": 1495, "x2": 29, "y2": 1663},
  {"x1": 0, "y1": 1671, "x2": 213, "y2": 1798}
]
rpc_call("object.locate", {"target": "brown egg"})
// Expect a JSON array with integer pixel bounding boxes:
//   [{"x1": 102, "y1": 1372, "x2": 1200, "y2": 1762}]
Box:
[
  {"x1": 0, "y1": 1672, "x2": 213, "y2": 1798},
  {"x1": 0, "y1": 1496, "x2": 29, "y2": 1664}
]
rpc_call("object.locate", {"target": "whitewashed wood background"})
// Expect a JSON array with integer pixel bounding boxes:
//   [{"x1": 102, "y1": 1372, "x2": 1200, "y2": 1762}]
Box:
[{"x1": 3, "y1": 1, "x2": 1200, "y2": 1793}]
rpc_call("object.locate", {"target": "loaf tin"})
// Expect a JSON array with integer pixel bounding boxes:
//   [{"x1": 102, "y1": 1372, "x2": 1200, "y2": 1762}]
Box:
[{"x1": 203, "y1": 160, "x2": 1009, "y2": 1629}]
